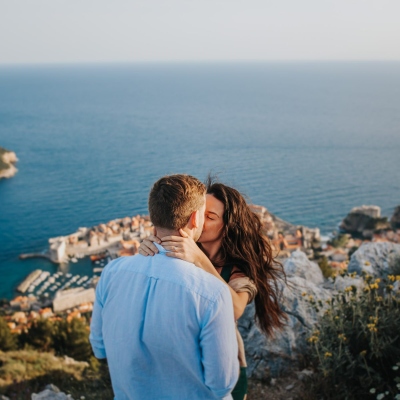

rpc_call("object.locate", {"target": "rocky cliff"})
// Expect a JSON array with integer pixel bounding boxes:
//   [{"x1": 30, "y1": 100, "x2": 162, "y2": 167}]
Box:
[
  {"x1": 240, "y1": 242, "x2": 400, "y2": 379},
  {"x1": 0, "y1": 146, "x2": 18, "y2": 179},
  {"x1": 339, "y1": 205, "x2": 391, "y2": 238}
]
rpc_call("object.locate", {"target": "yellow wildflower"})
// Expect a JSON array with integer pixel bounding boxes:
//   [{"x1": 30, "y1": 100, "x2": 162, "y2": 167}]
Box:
[
  {"x1": 387, "y1": 285, "x2": 394, "y2": 290},
  {"x1": 338, "y1": 333, "x2": 347, "y2": 341},
  {"x1": 324, "y1": 352, "x2": 333, "y2": 358},
  {"x1": 335, "y1": 316, "x2": 340, "y2": 320},
  {"x1": 388, "y1": 275, "x2": 395, "y2": 282},
  {"x1": 345, "y1": 286, "x2": 353, "y2": 293},
  {"x1": 376, "y1": 296, "x2": 383, "y2": 302},
  {"x1": 367, "y1": 323, "x2": 378, "y2": 333},
  {"x1": 396, "y1": 275, "x2": 400, "y2": 281},
  {"x1": 365, "y1": 274, "x2": 372, "y2": 282},
  {"x1": 307, "y1": 336, "x2": 319, "y2": 343},
  {"x1": 374, "y1": 278, "x2": 381, "y2": 284},
  {"x1": 360, "y1": 350, "x2": 367, "y2": 357},
  {"x1": 308, "y1": 295, "x2": 314, "y2": 301},
  {"x1": 301, "y1": 292, "x2": 307, "y2": 297},
  {"x1": 368, "y1": 283, "x2": 379, "y2": 290}
]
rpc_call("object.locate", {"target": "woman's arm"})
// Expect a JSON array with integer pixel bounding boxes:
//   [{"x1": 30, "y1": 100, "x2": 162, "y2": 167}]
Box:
[{"x1": 162, "y1": 231, "x2": 249, "y2": 320}]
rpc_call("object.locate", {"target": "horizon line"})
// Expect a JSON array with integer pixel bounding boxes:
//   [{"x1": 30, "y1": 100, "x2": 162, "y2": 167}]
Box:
[{"x1": 1, "y1": 59, "x2": 400, "y2": 68}]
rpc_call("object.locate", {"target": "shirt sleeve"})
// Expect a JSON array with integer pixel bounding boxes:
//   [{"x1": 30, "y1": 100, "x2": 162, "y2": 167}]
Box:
[
  {"x1": 199, "y1": 286, "x2": 239, "y2": 399},
  {"x1": 228, "y1": 276, "x2": 257, "y2": 304},
  {"x1": 89, "y1": 272, "x2": 107, "y2": 359}
]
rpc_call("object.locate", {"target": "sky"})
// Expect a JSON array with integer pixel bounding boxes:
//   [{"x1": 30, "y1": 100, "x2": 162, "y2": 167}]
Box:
[{"x1": 0, "y1": 0, "x2": 400, "y2": 65}]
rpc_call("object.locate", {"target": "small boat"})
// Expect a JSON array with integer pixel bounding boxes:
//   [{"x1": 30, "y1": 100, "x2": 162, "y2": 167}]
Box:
[
  {"x1": 91, "y1": 253, "x2": 106, "y2": 262},
  {"x1": 71, "y1": 257, "x2": 78, "y2": 263}
]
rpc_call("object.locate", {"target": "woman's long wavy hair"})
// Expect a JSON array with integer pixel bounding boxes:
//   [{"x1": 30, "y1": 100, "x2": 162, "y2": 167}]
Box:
[{"x1": 202, "y1": 176, "x2": 287, "y2": 336}]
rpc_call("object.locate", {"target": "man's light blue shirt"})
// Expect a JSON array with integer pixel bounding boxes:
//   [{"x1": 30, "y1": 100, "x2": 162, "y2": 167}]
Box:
[{"x1": 90, "y1": 244, "x2": 239, "y2": 400}]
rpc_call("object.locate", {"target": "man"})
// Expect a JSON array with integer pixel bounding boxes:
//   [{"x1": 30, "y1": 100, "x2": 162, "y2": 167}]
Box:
[{"x1": 90, "y1": 174, "x2": 239, "y2": 399}]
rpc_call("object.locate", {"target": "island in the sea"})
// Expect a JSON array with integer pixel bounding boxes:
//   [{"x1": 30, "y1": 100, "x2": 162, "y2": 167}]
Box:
[{"x1": 0, "y1": 146, "x2": 18, "y2": 179}]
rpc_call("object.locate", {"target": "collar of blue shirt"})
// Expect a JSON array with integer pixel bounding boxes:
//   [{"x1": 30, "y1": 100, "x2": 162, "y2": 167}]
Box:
[{"x1": 154, "y1": 242, "x2": 168, "y2": 254}]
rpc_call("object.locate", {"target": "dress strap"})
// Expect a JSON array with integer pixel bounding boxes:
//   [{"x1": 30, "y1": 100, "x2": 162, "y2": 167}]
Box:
[{"x1": 220, "y1": 265, "x2": 234, "y2": 283}]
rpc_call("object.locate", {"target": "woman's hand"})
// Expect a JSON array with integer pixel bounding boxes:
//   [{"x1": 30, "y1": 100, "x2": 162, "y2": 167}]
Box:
[
  {"x1": 138, "y1": 234, "x2": 161, "y2": 256},
  {"x1": 161, "y1": 229, "x2": 205, "y2": 267}
]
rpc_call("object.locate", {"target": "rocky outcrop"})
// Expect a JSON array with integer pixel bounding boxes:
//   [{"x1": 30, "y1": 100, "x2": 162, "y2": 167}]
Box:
[
  {"x1": 240, "y1": 251, "x2": 331, "y2": 379},
  {"x1": 240, "y1": 243, "x2": 400, "y2": 379},
  {"x1": 283, "y1": 250, "x2": 324, "y2": 286},
  {"x1": 391, "y1": 205, "x2": 400, "y2": 229},
  {"x1": 0, "y1": 147, "x2": 18, "y2": 179},
  {"x1": 347, "y1": 241, "x2": 400, "y2": 278},
  {"x1": 32, "y1": 385, "x2": 73, "y2": 400},
  {"x1": 340, "y1": 205, "x2": 390, "y2": 238}
]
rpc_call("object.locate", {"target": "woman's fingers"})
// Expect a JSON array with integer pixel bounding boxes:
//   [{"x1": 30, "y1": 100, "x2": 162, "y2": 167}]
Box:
[
  {"x1": 178, "y1": 229, "x2": 189, "y2": 238},
  {"x1": 146, "y1": 234, "x2": 161, "y2": 244},
  {"x1": 138, "y1": 239, "x2": 159, "y2": 256},
  {"x1": 161, "y1": 241, "x2": 184, "y2": 249},
  {"x1": 138, "y1": 248, "x2": 151, "y2": 256},
  {"x1": 165, "y1": 252, "x2": 184, "y2": 261}
]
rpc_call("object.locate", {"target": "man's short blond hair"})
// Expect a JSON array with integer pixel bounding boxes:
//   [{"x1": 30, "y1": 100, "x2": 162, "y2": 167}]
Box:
[{"x1": 148, "y1": 174, "x2": 206, "y2": 231}]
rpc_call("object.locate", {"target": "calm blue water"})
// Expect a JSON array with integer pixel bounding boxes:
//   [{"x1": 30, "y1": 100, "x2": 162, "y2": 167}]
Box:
[{"x1": 1, "y1": 62, "x2": 400, "y2": 299}]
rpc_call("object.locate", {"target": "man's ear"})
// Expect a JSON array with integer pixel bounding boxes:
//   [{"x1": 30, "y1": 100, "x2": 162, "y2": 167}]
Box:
[{"x1": 189, "y1": 210, "x2": 199, "y2": 229}]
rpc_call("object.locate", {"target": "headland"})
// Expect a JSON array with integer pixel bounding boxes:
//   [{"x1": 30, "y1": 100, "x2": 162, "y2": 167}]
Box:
[{"x1": 0, "y1": 146, "x2": 18, "y2": 179}]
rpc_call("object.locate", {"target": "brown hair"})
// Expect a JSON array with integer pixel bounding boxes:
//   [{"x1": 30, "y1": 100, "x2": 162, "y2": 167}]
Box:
[
  {"x1": 202, "y1": 176, "x2": 287, "y2": 336},
  {"x1": 149, "y1": 174, "x2": 206, "y2": 231}
]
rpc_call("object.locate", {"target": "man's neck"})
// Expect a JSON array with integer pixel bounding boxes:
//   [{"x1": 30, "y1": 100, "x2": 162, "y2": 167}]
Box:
[{"x1": 155, "y1": 227, "x2": 181, "y2": 239}]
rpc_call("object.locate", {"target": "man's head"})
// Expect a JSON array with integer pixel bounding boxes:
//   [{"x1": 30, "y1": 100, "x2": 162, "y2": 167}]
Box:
[{"x1": 148, "y1": 174, "x2": 206, "y2": 241}]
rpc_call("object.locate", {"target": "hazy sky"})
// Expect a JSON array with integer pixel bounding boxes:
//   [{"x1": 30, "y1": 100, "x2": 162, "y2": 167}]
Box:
[{"x1": 1, "y1": 0, "x2": 399, "y2": 64}]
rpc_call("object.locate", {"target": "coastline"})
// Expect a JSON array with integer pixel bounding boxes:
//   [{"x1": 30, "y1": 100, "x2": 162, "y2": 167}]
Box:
[{"x1": 0, "y1": 147, "x2": 18, "y2": 179}]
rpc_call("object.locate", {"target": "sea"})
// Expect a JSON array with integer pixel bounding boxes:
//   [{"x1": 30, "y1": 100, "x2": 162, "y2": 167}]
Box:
[{"x1": 0, "y1": 61, "x2": 399, "y2": 300}]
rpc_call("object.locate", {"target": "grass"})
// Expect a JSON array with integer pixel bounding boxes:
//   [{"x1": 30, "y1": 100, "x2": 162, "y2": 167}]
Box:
[{"x1": 0, "y1": 350, "x2": 113, "y2": 400}]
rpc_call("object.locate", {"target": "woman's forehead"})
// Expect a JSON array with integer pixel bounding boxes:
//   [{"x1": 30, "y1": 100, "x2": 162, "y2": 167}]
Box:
[{"x1": 206, "y1": 194, "x2": 224, "y2": 214}]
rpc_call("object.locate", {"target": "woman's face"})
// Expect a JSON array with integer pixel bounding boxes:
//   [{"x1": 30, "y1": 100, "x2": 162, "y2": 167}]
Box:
[{"x1": 197, "y1": 194, "x2": 225, "y2": 244}]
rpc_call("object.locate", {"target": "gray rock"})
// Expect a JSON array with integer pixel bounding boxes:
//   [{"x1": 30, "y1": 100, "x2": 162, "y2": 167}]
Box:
[
  {"x1": 340, "y1": 206, "x2": 390, "y2": 237},
  {"x1": 333, "y1": 275, "x2": 365, "y2": 292},
  {"x1": 390, "y1": 205, "x2": 400, "y2": 229},
  {"x1": 240, "y1": 242, "x2": 400, "y2": 381},
  {"x1": 296, "y1": 368, "x2": 314, "y2": 381},
  {"x1": 347, "y1": 242, "x2": 400, "y2": 278},
  {"x1": 240, "y1": 275, "x2": 330, "y2": 378},
  {"x1": 1, "y1": 395, "x2": 10, "y2": 400},
  {"x1": 31, "y1": 388, "x2": 73, "y2": 400},
  {"x1": 44, "y1": 385, "x2": 60, "y2": 393},
  {"x1": 284, "y1": 250, "x2": 324, "y2": 285}
]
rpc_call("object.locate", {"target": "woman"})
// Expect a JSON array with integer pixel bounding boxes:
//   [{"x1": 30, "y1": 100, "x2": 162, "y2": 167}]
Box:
[{"x1": 139, "y1": 177, "x2": 286, "y2": 400}]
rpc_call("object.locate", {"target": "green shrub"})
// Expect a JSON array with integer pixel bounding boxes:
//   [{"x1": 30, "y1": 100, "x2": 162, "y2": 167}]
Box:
[
  {"x1": 329, "y1": 234, "x2": 350, "y2": 248},
  {"x1": 18, "y1": 317, "x2": 92, "y2": 361},
  {"x1": 52, "y1": 318, "x2": 93, "y2": 361},
  {"x1": 19, "y1": 318, "x2": 55, "y2": 352},
  {"x1": 318, "y1": 256, "x2": 335, "y2": 279},
  {"x1": 305, "y1": 272, "x2": 400, "y2": 399},
  {"x1": 0, "y1": 317, "x2": 17, "y2": 351}
]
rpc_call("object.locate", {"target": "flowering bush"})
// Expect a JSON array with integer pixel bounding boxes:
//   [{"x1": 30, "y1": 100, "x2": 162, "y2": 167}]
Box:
[{"x1": 304, "y1": 272, "x2": 400, "y2": 399}]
